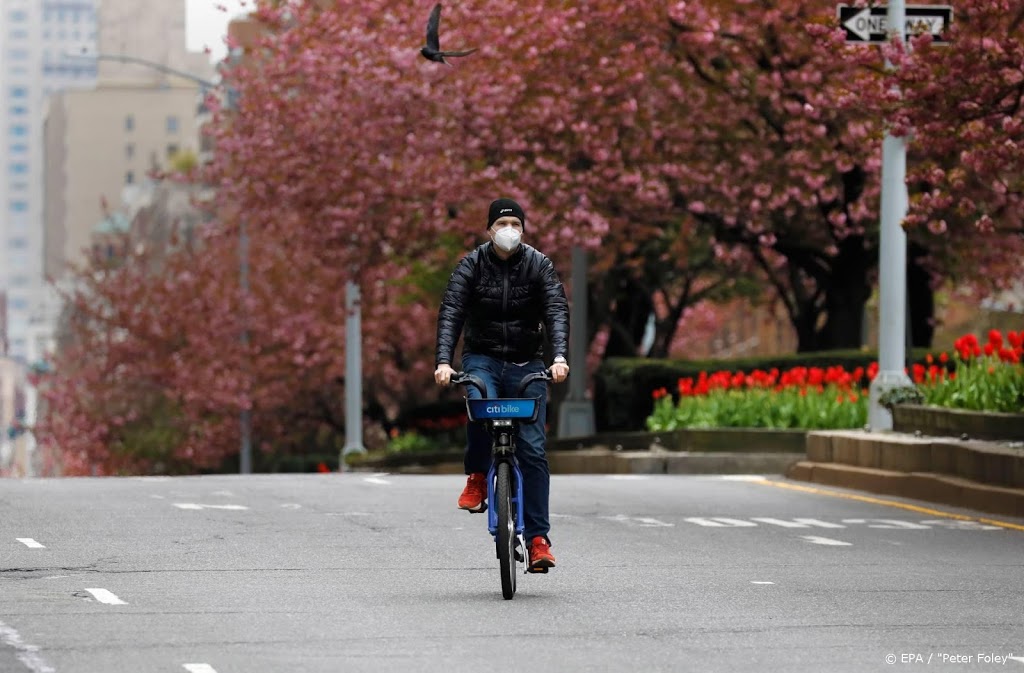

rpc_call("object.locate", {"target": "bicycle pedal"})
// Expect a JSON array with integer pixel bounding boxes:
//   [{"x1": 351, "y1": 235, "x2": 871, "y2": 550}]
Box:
[{"x1": 526, "y1": 566, "x2": 549, "y2": 574}]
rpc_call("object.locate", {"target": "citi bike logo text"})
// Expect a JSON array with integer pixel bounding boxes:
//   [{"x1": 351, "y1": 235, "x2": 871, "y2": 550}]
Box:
[{"x1": 486, "y1": 404, "x2": 521, "y2": 414}]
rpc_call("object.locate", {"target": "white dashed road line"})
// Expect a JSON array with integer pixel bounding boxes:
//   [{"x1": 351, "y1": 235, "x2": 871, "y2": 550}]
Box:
[
  {"x1": 173, "y1": 503, "x2": 249, "y2": 511},
  {"x1": 750, "y1": 581, "x2": 775, "y2": 585},
  {"x1": 84, "y1": 588, "x2": 127, "y2": 605},
  {"x1": 363, "y1": 477, "x2": 391, "y2": 485},
  {"x1": 684, "y1": 517, "x2": 758, "y2": 527},
  {"x1": 800, "y1": 535, "x2": 852, "y2": 546},
  {"x1": 183, "y1": 664, "x2": 219, "y2": 673},
  {"x1": 0, "y1": 620, "x2": 55, "y2": 673},
  {"x1": 16, "y1": 538, "x2": 45, "y2": 548},
  {"x1": 601, "y1": 514, "x2": 674, "y2": 527}
]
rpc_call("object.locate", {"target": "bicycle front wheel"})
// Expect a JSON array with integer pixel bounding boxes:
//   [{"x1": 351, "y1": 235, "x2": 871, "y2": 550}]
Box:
[{"x1": 495, "y1": 461, "x2": 516, "y2": 599}]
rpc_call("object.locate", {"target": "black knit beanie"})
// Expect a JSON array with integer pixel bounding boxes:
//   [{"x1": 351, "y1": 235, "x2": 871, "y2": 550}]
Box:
[{"x1": 487, "y1": 198, "x2": 526, "y2": 229}]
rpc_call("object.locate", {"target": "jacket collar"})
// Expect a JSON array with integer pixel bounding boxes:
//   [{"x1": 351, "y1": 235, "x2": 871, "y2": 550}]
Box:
[{"x1": 486, "y1": 241, "x2": 525, "y2": 264}]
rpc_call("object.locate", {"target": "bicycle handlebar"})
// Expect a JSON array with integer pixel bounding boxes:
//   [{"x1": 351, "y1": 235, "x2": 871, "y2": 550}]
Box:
[
  {"x1": 449, "y1": 372, "x2": 487, "y2": 397},
  {"x1": 449, "y1": 368, "x2": 555, "y2": 398}
]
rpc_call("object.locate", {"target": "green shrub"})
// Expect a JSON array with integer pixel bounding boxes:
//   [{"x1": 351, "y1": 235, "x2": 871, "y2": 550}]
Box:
[{"x1": 386, "y1": 430, "x2": 446, "y2": 454}]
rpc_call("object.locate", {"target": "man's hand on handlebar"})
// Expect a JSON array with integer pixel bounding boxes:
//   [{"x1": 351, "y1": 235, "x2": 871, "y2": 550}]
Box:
[
  {"x1": 550, "y1": 361, "x2": 568, "y2": 384},
  {"x1": 435, "y1": 363, "x2": 456, "y2": 386}
]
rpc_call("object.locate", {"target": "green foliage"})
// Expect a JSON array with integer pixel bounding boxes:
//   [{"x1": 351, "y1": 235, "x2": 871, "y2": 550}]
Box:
[
  {"x1": 647, "y1": 387, "x2": 867, "y2": 431},
  {"x1": 386, "y1": 430, "x2": 445, "y2": 454},
  {"x1": 922, "y1": 358, "x2": 1024, "y2": 413},
  {"x1": 879, "y1": 386, "x2": 926, "y2": 410},
  {"x1": 108, "y1": 391, "x2": 187, "y2": 474},
  {"x1": 169, "y1": 150, "x2": 198, "y2": 174}
]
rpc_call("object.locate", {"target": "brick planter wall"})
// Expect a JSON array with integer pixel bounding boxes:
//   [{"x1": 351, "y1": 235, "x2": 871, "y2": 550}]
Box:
[{"x1": 891, "y1": 404, "x2": 1024, "y2": 441}]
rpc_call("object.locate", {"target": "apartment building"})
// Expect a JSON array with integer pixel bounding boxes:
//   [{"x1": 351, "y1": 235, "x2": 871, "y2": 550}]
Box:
[{"x1": 43, "y1": 0, "x2": 213, "y2": 284}]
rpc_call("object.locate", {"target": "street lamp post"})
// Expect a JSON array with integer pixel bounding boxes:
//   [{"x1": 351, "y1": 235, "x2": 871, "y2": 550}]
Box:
[
  {"x1": 557, "y1": 245, "x2": 595, "y2": 437},
  {"x1": 340, "y1": 281, "x2": 365, "y2": 470}
]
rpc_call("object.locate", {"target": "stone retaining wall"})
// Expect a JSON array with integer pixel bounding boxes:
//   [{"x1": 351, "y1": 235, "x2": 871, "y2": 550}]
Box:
[{"x1": 805, "y1": 430, "x2": 1024, "y2": 489}]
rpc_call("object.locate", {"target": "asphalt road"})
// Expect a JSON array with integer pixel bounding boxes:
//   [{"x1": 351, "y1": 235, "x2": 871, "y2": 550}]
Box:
[{"x1": 1, "y1": 473, "x2": 1023, "y2": 673}]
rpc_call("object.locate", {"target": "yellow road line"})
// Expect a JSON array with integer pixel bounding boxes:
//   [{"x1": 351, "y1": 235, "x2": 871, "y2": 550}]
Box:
[{"x1": 750, "y1": 478, "x2": 1024, "y2": 532}]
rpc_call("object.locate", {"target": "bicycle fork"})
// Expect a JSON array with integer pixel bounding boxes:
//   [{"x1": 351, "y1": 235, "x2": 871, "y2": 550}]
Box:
[{"x1": 487, "y1": 458, "x2": 526, "y2": 563}]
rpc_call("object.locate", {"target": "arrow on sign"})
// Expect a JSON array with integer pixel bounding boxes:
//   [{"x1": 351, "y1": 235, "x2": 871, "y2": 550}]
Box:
[{"x1": 842, "y1": 7, "x2": 872, "y2": 42}]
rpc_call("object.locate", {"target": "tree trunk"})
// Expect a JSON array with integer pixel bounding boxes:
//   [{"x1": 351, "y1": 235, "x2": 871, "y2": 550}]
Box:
[
  {"x1": 793, "y1": 308, "x2": 821, "y2": 353},
  {"x1": 817, "y1": 237, "x2": 871, "y2": 350},
  {"x1": 602, "y1": 278, "x2": 654, "y2": 358},
  {"x1": 907, "y1": 242, "x2": 935, "y2": 348}
]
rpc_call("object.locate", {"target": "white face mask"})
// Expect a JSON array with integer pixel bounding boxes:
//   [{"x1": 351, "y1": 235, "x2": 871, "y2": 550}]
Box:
[{"x1": 492, "y1": 226, "x2": 522, "y2": 253}]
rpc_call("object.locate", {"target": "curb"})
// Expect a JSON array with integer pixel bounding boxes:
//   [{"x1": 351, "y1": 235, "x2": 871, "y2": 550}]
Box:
[
  {"x1": 353, "y1": 448, "x2": 804, "y2": 476},
  {"x1": 787, "y1": 460, "x2": 1024, "y2": 518}
]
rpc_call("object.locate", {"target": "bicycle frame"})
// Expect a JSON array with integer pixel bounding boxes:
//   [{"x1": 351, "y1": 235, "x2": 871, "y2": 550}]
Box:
[
  {"x1": 453, "y1": 371, "x2": 550, "y2": 542},
  {"x1": 485, "y1": 435, "x2": 526, "y2": 539}
]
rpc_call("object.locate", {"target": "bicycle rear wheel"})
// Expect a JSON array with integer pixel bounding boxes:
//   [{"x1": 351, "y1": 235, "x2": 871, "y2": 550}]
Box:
[{"x1": 495, "y1": 461, "x2": 516, "y2": 599}]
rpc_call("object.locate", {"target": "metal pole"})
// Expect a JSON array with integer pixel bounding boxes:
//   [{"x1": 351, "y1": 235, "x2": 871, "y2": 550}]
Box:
[
  {"x1": 557, "y1": 245, "x2": 595, "y2": 437},
  {"x1": 868, "y1": 0, "x2": 913, "y2": 431},
  {"x1": 341, "y1": 281, "x2": 365, "y2": 468},
  {"x1": 62, "y1": 52, "x2": 217, "y2": 89},
  {"x1": 239, "y1": 218, "x2": 253, "y2": 474}
]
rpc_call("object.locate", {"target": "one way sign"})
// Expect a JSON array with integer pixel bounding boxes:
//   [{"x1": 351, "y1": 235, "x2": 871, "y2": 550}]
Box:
[{"x1": 837, "y1": 5, "x2": 953, "y2": 44}]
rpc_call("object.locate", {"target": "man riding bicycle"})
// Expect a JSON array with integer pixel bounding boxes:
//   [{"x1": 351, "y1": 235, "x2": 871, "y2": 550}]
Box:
[{"x1": 434, "y1": 197, "x2": 570, "y2": 573}]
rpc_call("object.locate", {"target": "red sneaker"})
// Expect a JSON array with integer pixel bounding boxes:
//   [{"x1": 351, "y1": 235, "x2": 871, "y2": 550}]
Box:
[
  {"x1": 528, "y1": 536, "x2": 556, "y2": 572},
  {"x1": 458, "y1": 473, "x2": 487, "y2": 512}
]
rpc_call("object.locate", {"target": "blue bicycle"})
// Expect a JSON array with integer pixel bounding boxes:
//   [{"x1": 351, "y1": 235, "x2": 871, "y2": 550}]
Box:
[{"x1": 450, "y1": 369, "x2": 552, "y2": 600}]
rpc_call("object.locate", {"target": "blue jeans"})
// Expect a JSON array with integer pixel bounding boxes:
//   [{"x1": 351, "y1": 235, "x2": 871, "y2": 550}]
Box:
[{"x1": 462, "y1": 353, "x2": 550, "y2": 541}]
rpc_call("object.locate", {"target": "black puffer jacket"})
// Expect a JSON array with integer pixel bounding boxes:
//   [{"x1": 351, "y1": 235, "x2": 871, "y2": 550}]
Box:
[{"x1": 436, "y1": 242, "x2": 569, "y2": 366}]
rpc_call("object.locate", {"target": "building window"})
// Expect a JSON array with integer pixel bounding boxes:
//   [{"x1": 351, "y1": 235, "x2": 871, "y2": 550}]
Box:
[
  {"x1": 125, "y1": 171, "x2": 134, "y2": 185},
  {"x1": 166, "y1": 143, "x2": 179, "y2": 158},
  {"x1": 9, "y1": 87, "x2": 28, "y2": 98},
  {"x1": 8, "y1": 10, "x2": 28, "y2": 21},
  {"x1": 9, "y1": 125, "x2": 29, "y2": 137},
  {"x1": 125, "y1": 143, "x2": 135, "y2": 160},
  {"x1": 9, "y1": 163, "x2": 28, "y2": 175},
  {"x1": 166, "y1": 116, "x2": 179, "y2": 133},
  {"x1": 8, "y1": 237, "x2": 28, "y2": 249},
  {"x1": 9, "y1": 201, "x2": 28, "y2": 212},
  {"x1": 9, "y1": 106, "x2": 28, "y2": 116},
  {"x1": 125, "y1": 115, "x2": 134, "y2": 132},
  {"x1": 10, "y1": 144, "x2": 28, "y2": 154}
]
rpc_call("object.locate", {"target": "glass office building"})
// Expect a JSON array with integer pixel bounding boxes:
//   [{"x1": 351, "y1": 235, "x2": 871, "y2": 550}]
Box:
[{"x1": 1, "y1": 0, "x2": 97, "y2": 361}]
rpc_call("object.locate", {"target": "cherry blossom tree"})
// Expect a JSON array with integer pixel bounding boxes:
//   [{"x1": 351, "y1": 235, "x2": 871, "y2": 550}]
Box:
[{"x1": 34, "y1": 0, "x2": 1024, "y2": 473}]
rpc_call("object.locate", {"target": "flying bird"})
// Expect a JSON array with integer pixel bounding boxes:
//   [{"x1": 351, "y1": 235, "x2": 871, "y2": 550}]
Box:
[{"x1": 420, "y1": 3, "x2": 477, "y2": 65}]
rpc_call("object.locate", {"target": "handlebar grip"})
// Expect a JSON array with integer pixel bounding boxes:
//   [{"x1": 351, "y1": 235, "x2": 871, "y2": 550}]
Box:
[
  {"x1": 450, "y1": 372, "x2": 487, "y2": 397},
  {"x1": 516, "y1": 369, "x2": 553, "y2": 397}
]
